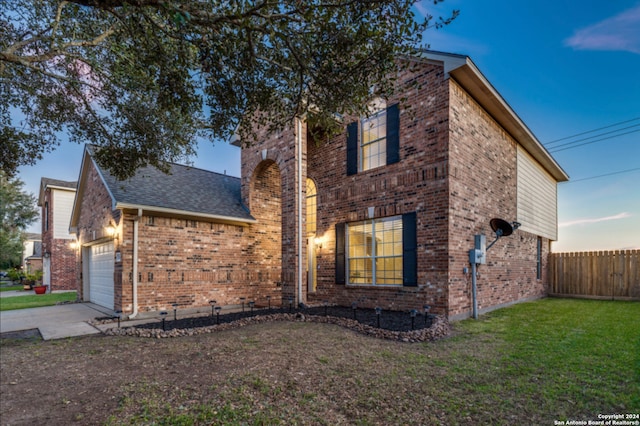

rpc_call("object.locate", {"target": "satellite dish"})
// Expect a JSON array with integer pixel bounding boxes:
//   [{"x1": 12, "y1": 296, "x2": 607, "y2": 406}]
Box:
[{"x1": 490, "y1": 218, "x2": 514, "y2": 237}]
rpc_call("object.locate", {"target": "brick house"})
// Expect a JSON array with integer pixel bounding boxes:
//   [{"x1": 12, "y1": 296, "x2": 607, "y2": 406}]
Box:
[
  {"x1": 38, "y1": 178, "x2": 77, "y2": 291},
  {"x1": 69, "y1": 50, "x2": 567, "y2": 320}
]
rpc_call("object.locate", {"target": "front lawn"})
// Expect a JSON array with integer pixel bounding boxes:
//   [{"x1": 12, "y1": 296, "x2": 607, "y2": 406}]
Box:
[
  {"x1": 0, "y1": 291, "x2": 77, "y2": 311},
  {"x1": 0, "y1": 298, "x2": 638, "y2": 425},
  {"x1": 0, "y1": 285, "x2": 23, "y2": 292}
]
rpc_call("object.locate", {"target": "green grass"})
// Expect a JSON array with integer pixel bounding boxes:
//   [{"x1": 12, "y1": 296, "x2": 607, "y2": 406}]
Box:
[
  {"x1": 106, "y1": 298, "x2": 640, "y2": 425},
  {"x1": 3, "y1": 298, "x2": 638, "y2": 425},
  {"x1": 0, "y1": 284, "x2": 24, "y2": 292},
  {"x1": 0, "y1": 292, "x2": 77, "y2": 311}
]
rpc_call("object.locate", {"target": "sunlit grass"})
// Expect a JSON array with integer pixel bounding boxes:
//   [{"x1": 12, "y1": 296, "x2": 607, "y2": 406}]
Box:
[{"x1": 0, "y1": 292, "x2": 77, "y2": 311}]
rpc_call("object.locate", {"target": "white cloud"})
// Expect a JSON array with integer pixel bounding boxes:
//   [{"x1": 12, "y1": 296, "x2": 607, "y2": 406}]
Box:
[
  {"x1": 559, "y1": 212, "x2": 633, "y2": 228},
  {"x1": 565, "y1": 5, "x2": 640, "y2": 54}
]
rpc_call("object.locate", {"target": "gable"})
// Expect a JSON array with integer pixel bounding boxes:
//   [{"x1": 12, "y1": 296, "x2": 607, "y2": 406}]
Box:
[{"x1": 52, "y1": 189, "x2": 76, "y2": 239}]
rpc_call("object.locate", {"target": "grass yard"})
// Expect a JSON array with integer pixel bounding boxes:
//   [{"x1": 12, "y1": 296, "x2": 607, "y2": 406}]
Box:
[
  {"x1": 0, "y1": 284, "x2": 23, "y2": 292},
  {"x1": 0, "y1": 298, "x2": 638, "y2": 425},
  {"x1": 0, "y1": 291, "x2": 77, "y2": 311}
]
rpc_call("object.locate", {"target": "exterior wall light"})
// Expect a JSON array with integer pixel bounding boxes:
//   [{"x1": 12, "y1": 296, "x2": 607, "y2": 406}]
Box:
[{"x1": 105, "y1": 224, "x2": 117, "y2": 238}]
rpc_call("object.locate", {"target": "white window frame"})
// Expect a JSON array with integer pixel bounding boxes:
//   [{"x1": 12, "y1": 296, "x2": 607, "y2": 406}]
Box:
[{"x1": 346, "y1": 215, "x2": 403, "y2": 287}]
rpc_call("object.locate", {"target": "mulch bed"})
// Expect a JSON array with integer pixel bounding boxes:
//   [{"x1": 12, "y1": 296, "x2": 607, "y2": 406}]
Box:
[{"x1": 104, "y1": 306, "x2": 451, "y2": 342}]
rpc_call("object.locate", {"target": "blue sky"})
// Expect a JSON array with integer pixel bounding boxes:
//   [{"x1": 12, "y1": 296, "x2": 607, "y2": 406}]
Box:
[{"x1": 17, "y1": 0, "x2": 640, "y2": 251}]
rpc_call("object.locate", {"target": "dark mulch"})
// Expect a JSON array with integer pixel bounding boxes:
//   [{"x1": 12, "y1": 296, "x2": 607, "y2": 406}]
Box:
[
  {"x1": 0, "y1": 328, "x2": 42, "y2": 341},
  {"x1": 134, "y1": 305, "x2": 435, "y2": 333}
]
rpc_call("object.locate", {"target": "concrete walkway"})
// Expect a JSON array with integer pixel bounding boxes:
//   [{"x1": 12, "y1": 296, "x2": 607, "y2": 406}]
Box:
[
  {"x1": 0, "y1": 292, "x2": 213, "y2": 340},
  {"x1": 0, "y1": 302, "x2": 116, "y2": 340}
]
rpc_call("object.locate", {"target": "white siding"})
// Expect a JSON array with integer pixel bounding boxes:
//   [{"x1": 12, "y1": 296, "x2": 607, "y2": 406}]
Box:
[
  {"x1": 517, "y1": 146, "x2": 558, "y2": 240},
  {"x1": 53, "y1": 189, "x2": 76, "y2": 239}
]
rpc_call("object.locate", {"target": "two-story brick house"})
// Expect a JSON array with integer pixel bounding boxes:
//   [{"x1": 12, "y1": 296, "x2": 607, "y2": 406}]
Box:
[
  {"x1": 38, "y1": 178, "x2": 77, "y2": 291},
  {"x1": 69, "y1": 50, "x2": 567, "y2": 319}
]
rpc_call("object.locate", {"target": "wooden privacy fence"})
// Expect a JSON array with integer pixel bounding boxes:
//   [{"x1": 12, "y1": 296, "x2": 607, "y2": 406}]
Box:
[{"x1": 549, "y1": 250, "x2": 640, "y2": 300}]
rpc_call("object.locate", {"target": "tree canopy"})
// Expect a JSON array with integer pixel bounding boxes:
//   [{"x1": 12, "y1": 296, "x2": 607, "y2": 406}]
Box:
[
  {"x1": 0, "y1": 171, "x2": 39, "y2": 268},
  {"x1": 1, "y1": 0, "x2": 457, "y2": 179}
]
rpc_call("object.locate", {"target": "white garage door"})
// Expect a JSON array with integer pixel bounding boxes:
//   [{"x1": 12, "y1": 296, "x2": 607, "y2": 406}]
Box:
[{"x1": 88, "y1": 242, "x2": 114, "y2": 309}]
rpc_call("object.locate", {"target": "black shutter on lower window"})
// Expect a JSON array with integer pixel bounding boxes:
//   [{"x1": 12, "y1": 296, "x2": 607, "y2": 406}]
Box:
[
  {"x1": 386, "y1": 103, "x2": 400, "y2": 165},
  {"x1": 335, "y1": 223, "x2": 346, "y2": 284},
  {"x1": 402, "y1": 212, "x2": 417, "y2": 286},
  {"x1": 346, "y1": 122, "x2": 358, "y2": 176}
]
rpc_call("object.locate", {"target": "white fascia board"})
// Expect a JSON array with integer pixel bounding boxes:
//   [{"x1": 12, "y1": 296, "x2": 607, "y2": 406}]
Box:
[{"x1": 115, "y1": 202, "x2": 257, "y2": 226}]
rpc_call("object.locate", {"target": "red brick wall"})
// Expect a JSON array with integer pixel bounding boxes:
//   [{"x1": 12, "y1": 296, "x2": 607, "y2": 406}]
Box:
[
  {"x1": 241, "y1": 124, "x2": 305, "y2": 303},
  {"x1": 116, "y1": 214, "x2": 281, "y2": 313},
  {"x1": 447, "y1": 79, "x2": 548, "y2": 319},
  {"x1": 304, "y1": 61, "x2": 452, "y2": 313}
]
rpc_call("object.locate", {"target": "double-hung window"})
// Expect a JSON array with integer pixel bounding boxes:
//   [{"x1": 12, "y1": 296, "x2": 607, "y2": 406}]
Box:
[
  {"x1": 347, "y1": 216, "x2": 403, "y2": 285},
  {"x1": 335, "y1": 213, "x2": 417, "y2": 287},
  {"x1": 360, "y1": 109, "x2": 387, "y2": 172},
  {"x1": 346, "y1": 102, "x2": 400, "y2": 175}
]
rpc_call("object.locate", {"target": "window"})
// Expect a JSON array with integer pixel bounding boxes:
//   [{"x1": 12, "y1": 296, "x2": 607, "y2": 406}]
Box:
[
  {"x1": 335, "y1": 213, "x2": 416, "y2": 287},
  {"x1": 346, "y1": 103, "x2": 400, "y2": 175},
  {"x1": 536, "y1": 237, "x2": 542, "y2": 280},
  {"x1": 44, "y1": 202, "x2": 49, "y2": 231},
  {"x1": 306, "y1": 179, "x2": 317, "y2": 235},
  {"x1": 360, "y1": 108, "x2": 387, "y2": 171}
]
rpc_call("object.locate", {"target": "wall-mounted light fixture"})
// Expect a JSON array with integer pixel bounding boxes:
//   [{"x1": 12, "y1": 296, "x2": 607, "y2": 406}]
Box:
[
  {"x1": 105, "y1": 224, "x2": 117, "y2": 238},
  {"x1": 69, "y1": 240, "x2": 79, "y2": 250},
  {"x1": 314, "y1": 236, "x2": 323, "y2": 249}
]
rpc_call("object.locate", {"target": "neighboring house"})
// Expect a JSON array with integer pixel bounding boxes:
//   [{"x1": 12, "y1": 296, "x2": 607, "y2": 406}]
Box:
[
  {"x1": 69, "y1": 50, "x2": 568, "y2": 320},
  {"x1": 39, "y1": 178, "x2": 77, "y2": 291},
  {"x1": 22, "y1": 233, "x2": 42, "y2": 274}
]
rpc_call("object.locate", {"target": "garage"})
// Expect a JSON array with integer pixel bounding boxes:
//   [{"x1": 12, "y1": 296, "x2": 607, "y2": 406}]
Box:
[{"x1": 88, "y1": 241, "x2": 114, "y2": 309}]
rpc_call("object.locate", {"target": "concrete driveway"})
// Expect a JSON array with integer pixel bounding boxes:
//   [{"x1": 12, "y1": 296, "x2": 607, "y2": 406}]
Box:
[{"x1": 0, "y1": 302, "x2": 115, "y2": 340}]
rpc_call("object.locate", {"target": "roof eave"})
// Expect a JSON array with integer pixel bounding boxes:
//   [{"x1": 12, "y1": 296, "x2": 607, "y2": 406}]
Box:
[
  {"x1": 115, "y1": 202, "x2": 257, "y2": 226},
  {"x1": 447, "y1": 57, "x2": 569, "y2": 182}
]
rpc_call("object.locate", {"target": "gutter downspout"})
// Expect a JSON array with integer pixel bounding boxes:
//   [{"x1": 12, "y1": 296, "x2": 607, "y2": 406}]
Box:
[
  {"x1": 130, "y1": 208, "x2": 142, "y2": 318},
  {"x1": 297, "y1": 117, "x2": 304, "y2": 306}
]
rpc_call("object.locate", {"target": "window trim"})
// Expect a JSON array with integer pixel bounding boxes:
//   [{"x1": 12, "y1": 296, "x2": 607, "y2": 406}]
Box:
[
  {"x1": 359, "y1": 108, "x2": 388, "y2": 172},
  {"x1": 346, "y1": 215, "x2": 403, "y2": 287}
]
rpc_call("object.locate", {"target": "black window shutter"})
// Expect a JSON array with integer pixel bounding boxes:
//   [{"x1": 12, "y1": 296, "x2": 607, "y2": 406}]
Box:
[
  {"x1": 402, "y1": 212, "x2": 417, "y2": 287},
  {"x1": 386, "y1": 103, "x2": 400, "y2": 165},
  {"x1": 335, "y1": 222, "x2": 346, "y2": 284},
  {"x1": 346, "y1": 122, "x2": 358, "y2": 176}
]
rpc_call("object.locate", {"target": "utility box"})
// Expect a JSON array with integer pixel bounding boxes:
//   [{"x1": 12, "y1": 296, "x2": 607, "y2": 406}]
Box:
[
  {"x1": 469, "y1": 249, "x2": 485, "y2": 264},
  {"x1": 473, "y1": 234, "x2": 486, "y2": 264}
]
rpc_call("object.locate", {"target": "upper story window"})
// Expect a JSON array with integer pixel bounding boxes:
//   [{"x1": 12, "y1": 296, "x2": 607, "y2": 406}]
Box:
[
  {"x1": 44, "y1": 202, "x2": 49, "y2": 231},
  {"x1": 360, "y1": 99, "x2": 387, "y2": 172},
  {"x1": 346, "y1": 101, "x2": 400, "y2": 176}
]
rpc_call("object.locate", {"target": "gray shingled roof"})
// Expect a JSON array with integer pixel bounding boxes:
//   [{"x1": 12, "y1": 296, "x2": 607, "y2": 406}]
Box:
[
  {"x1": 41, "y1": 178, "x2": 77, "y2": 189},
  {"x1": 95, "y1": 155, "x2": 254, "y2": 222}
]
